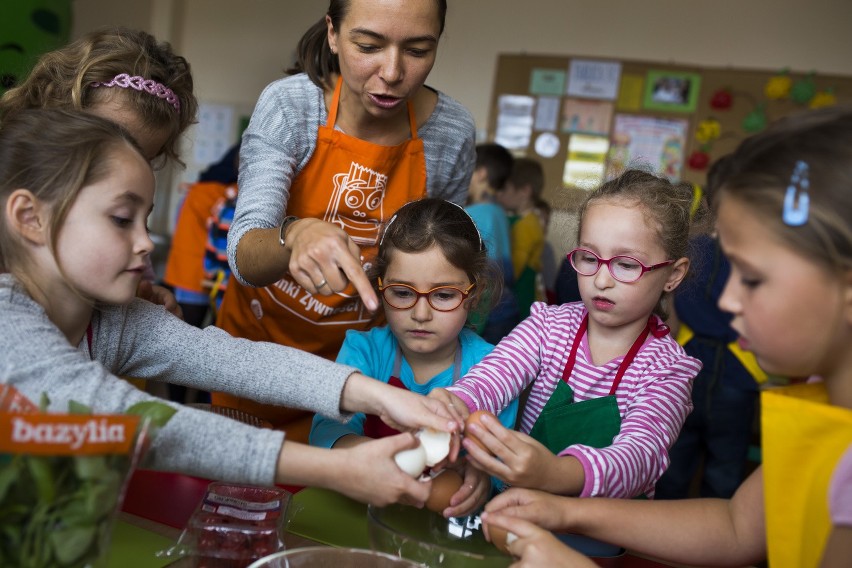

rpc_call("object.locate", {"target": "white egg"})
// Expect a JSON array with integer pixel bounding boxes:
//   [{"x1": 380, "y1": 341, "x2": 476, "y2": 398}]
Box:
[
  {"x1": 417, "y1": 429, "x2": 451, "y2": 467},
  {"x1": 394, "y1": 444, "x2": 427, "y2": 477}
]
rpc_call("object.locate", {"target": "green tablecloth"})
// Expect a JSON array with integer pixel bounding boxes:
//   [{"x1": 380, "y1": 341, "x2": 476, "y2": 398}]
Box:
[{"x1": 106, "y1": 519, "x2": 175, "y2": 568}]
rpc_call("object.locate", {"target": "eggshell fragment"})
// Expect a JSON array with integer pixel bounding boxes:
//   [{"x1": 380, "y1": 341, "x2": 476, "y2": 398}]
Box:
[
  {"x1": 417, "y1": 428, "x2": 451, "y2": 467},
  {"x1": 393, "y1": 444, "x2": 427, "y2": 477},
  {"x1": 425, "y1": 469, "x2": 464, "y2": 513},
  {"x1": 485, "y1": 522, "x2": 517, "y2": 555},
  {"x1": 464, "y1": 410, "x2": 497, "y2": 455}
]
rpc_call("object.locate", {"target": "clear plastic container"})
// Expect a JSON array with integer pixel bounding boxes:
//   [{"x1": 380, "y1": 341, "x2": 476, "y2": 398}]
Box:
[
  {"x1": 248, "y1": 547, "x2": 420, "y2": 568},
  {"x1": 162, "y1": 482, "x2": 292, "y2": 568}
]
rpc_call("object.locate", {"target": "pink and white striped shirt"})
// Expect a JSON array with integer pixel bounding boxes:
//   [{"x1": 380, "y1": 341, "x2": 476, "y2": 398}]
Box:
[{"x1": 448, "y1": 301, "x2": 701, "y2": 498}]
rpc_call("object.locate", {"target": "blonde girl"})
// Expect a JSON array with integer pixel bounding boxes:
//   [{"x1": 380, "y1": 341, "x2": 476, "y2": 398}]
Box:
[
  {"x1": 483, "y1": 107, "x2": 852, "y2": 568},
  {"x1": 433, "y1": 169, "x2": 702, "y2": 500},
  {"x1": 0, "y1": 109, "x2": 459, "y2": 509}
]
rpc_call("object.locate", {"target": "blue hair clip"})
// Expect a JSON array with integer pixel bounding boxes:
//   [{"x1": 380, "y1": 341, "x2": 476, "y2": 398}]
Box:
[{"x1": 782, "y1": 160, "x2": 810, "y2": 226}]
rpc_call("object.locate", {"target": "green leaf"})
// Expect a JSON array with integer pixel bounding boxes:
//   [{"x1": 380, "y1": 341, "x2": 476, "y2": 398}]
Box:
[
  {"x1": 0, "y1": 462, "x2": 19, "y2": 502},
  {"x1": 125, "y1": 400, "x2": 177, "y2": 430},
  {"x1": 67, "y1": 400, "x2": 92, "y2": 415},
  {"x1": 49, "y1": 524, "x2": 97, "y2": 565},
  {"x1": 26, "y1": 457, "x2": 56, "y2": 505}
]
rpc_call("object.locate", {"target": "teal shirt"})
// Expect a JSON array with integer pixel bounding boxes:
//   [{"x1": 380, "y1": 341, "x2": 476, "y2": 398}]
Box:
[{"x1": 310, "y1": 326, "x2": 519, "y2": 448}]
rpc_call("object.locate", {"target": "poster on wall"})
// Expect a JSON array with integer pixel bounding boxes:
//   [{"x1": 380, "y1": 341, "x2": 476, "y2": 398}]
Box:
[
  {"x1": 495, "y1": 94, "x2": 536, "y2": 150},
  {"x1": 194, "y1": 102, "x2": 236, "y2": 166},
  {"x1": 530, "y1": 68, "x2": 567, "y2": 96},
  {"x1": 561, "y1": 98, "x2": 614, "y2": 136},
  {"x1": 534, "y1": 96, "x2": 561, "y2": 131},
  {"x1": 566, "y1": 59, "x2": 621, "y2": 100},
  {"x1": 607, "y1": 114, "x2": 689, "y2": 181},
  {"x1": 617, "y1": 74, "x2": 645, "y2": 111},
  {"x1": 643, "y1": 70, "x2": 702, "y2": 113},
  {"x1": 563, "y1": 134, "x2": 610, "y2": 190}
]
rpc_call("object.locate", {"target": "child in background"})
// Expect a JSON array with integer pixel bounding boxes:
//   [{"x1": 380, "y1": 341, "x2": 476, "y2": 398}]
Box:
[
  {"x1": 434, "y1": 169, "x2": 701, "y2": 501},
  {"x1": 533, "y1": 197, "x2": 557, "y2": 304},
  {"x1": 0, "y1": 26, "x2": 197, "y2": 317},
  {"x1": 481, "y1": 107, "x2": 852, "y2": 568},
  {"x1": 164, "y1": 142, "x2": 241, "y2": 328},
  {"x1": 465, "y1": 143, "x2": 520, "y2": 343},
  {"x1": 310, "y1": 198, "x2": 519, "y2": 517},
  {"x1": 0, "y1": 109, "x2": 460, "y2": 507},
  {"x1": 494, "y1": 157, "x2": 546, "y2": 319},
  {"x1": 655, "y1": 167, "x2": 764, "y2": 500}
]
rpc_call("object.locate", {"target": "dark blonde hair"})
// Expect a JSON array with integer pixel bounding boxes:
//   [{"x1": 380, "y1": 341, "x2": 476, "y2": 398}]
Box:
[
  {"x1": 0, "y1": 27, "x2": 196, "y2": 167},
  {"x1": 288, "y1": 0, "x2": 448, "y2": 89},
  {"x1": 370, "y1": 198, "x2": 500, "y2": 321},
  {"x1": 577, "y1": 169, "x2": 699, "y2": 318},
  {"x1": 709, "y1": 106, "x2": 852, "y2": 274},
  {"x1": 0, "y1": 109, "x2": 144, "y2": 279}
]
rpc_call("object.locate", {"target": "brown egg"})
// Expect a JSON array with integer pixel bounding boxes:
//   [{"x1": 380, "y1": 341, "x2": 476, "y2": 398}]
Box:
[
  {"x1": 464, "y1": 410, "x2": 497, "y2": 455},
  {"x1": 425, "y1": 469, "x2": 463, "y2": 513},
  {"x1": 485, "y1": 521, "x2": 513, "y2": 555}
]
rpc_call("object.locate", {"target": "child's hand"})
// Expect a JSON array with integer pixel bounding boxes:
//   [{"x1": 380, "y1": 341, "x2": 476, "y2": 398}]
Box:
[
  {"x1": 463, "y1": 413, "x2": 562, "y2": 491},
  {"x1": 440, "y1": 464, "x2": 490, "y2": 518},
  {"x1": 337, "y1": 433, "x2": 433, "y2": 507},
  {"x1": 483, "y1": 487, "x2": 572, "y2": 531},
  {"x1": 344, "y1": 374, "x2": 460, "y2": 431},
  {"x1": 427, "y1": 388, "x2": 469, "y2": 425},
  {"x1": 136, "y1": 281, "x2": 183, "y2": 319},
  {"x1": 481, "y1": 514, "x2": 596, "y2": 567}
]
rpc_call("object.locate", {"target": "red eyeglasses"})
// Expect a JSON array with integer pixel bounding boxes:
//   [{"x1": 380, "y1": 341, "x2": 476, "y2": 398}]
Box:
[
  {"x1": 568, "y1": 248, "x2": 674, "y2": 283},
  {"x1": 377, "y1": 278, "x2": 475, "y2": 311}
]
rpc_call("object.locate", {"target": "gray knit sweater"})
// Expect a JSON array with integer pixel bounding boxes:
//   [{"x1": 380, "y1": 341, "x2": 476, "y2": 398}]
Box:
[
  {"x1": 0, "y1": 274, "x2": 356, "y2": 485},
  {"x1": 229, "y1": 73, "x2": 476, "y2": 284}
]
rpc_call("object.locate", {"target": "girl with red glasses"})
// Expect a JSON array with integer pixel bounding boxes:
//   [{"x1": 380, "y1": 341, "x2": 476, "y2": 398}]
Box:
[
  {"x1": 310, "y1": 198, "x2": 518, "y2": 518},
  {"x1": 431, "y1": 169, "x2": 702, "y2": 526}
]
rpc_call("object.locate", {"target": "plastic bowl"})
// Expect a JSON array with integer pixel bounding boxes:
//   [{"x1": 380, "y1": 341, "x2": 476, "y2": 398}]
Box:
[
  {"x1": 367, "y1": 504, "x2": 511, "y2": 567},
  {"x1": 246, "y1": 546, "x2": 420, "y2": 567}
]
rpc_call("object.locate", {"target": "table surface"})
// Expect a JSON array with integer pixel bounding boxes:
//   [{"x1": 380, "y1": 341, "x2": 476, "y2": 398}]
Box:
[{"x1": 110, "y1": 469, "x2": 723, "y2": 568}]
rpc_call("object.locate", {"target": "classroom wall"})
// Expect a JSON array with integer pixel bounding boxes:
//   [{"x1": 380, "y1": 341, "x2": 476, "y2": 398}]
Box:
[{"x1": 70, "y1": 0, "x2": 852, "y2": 271}]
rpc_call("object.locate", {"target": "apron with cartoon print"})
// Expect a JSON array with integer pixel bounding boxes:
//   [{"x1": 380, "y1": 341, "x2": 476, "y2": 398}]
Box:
[
  {"x1": 214, "y1": 77, "x2": 427, "y2": 431},
  {"x1": 363, "y1": 343, "x2": 462, "y2": 439},
  {"x1": 529, "y1": 314, "x2": 668, "y2": 454}
]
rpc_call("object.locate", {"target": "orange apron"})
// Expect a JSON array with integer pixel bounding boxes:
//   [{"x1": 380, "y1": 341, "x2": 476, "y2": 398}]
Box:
[
  {"x1": 762, "y1": 382, "x2": 852, "y2": 567},
  {"x1": 214, "y1": 77, "x2": 427, "y2": 434}
]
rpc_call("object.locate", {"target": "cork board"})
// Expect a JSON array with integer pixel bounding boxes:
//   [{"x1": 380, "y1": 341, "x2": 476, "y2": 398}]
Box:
[{"x1": 487, "y1": 53, "x2": 852, "y2": 212}]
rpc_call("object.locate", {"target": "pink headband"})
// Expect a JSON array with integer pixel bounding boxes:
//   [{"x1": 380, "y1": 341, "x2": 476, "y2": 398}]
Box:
[{"x1": 90, "y1": 73, "x2": 180, "y2": 113}]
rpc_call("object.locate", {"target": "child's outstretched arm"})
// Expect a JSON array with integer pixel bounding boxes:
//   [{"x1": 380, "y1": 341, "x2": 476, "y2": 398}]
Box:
[
  {"x1": 275, "y1": 433, "x2": 434, "y2": 507},
  {"x1": 482, "y1": 515, "x2": 597, "y2": 567},
  {"x1": 822, "y1": 526, "x2": 852, "y2": 568},
  {"x1": 340, "y1": 373, "x2": 459, "y2": 435},
  {"x1": 463, "y1": 411, "x2": 585, "y2": 494},
  {"x1": 484, "y1": 470, "x2": 767, "y2": 566}
]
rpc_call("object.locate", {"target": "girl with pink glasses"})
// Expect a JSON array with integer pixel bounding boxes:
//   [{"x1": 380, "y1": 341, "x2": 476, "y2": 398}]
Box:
[{"x1": 431, "y1": 169, "x2": 702, "y2": 506}]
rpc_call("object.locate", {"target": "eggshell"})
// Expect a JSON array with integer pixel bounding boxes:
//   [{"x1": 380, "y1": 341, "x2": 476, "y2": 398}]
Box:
[
  {"x1": 485, "y1": 521, "x2": 517, "y2": 555},
  {"x1": 425, "y1": 469, "x2": 464, "y2": 513},
  {"x1": 394, "y1": 444, "x2": 427, "y2": 477},
  {"x1": 464, "y1": 410, "x2": 497, "y2": 455},
  {"x1": 417, "y1": 428, "x2": 451, "y2": 467}
]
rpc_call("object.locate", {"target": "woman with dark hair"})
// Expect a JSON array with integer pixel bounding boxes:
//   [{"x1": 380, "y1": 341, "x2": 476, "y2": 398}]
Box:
[{"x1": 214, "y1": 0, "x2": 476, "y2": 435}]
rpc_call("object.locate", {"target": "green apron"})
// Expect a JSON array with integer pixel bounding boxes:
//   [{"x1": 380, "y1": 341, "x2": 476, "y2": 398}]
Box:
[{"x1": 529, "y1": 314, "x2": 668, "y2": 453}]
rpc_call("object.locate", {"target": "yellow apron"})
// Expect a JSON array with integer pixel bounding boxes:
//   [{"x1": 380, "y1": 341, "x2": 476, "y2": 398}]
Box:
[{"x1": 762, "y1": 382, "x2": 852, "y2": 567}]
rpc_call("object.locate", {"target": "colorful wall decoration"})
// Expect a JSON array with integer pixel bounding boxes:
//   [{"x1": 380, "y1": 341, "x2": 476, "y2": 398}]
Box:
[{"x1": 487, "y1": 53, "x2": 852, "y2": 209}]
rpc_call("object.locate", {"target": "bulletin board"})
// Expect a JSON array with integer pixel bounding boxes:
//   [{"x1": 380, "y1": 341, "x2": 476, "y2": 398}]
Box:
[{"x1": 486, "y1": 53, "x2": 852, "y2": 210}]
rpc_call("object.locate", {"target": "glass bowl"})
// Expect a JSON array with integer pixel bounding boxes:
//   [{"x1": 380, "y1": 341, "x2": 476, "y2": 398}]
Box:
[
  {"x1": 247, "y1": 546, "x2": 420, "y2": 567},
  {"x1": 367, "y1": 504, "x2": 512, "y2": 567}
]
